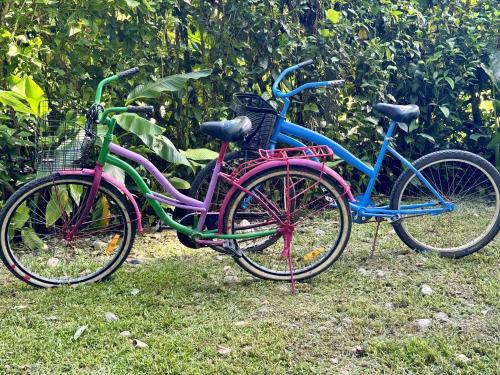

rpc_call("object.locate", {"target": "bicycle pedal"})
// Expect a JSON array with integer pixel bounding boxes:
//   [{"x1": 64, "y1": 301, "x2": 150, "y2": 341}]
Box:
[{"x1": 222, "y1": 240, "x2": 242, "y2": 258}]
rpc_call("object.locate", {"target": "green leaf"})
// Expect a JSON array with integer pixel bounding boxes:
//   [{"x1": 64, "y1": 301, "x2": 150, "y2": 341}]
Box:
[
  {"x1": 7, "y1": 43, "x2": 18, "y2": 57},
  {"x1": 409, "y1": 121, "x2": 419, "y2": 132},
  {"x1": 470, "y1": 134, "x2": 488, "y2": 141},
  {"x1": 167, "y1": 176, "x2": 191, "y2": 190},
  {"x1": 481, "y1": 51, "x2": 500, "y2": 87},
  {"x1": 3, "y1": 76, "x2": 45, "y2": 114},
  {"x1": 10, "y1": 75, "x2": 45, "y2": 100},
  {"x1": 125, "y1": 0, "x2": 140, "y2": 7},
  {"x1": 486, "y1": 131, "x2": 500, "y2": 150},
  {"x1": 181, "y1": 148, "x2": 219, "y2": 160},
  {"x1": 150, "y1": 135, "x2": 191, "y2": 167},
  {"x1": 319, "y1": 29, "x2": 332, "y2": 38},
  {"x1": 11, "y1": 202, "x2": 29, "y2": 229},
  {"x1": 115, "y1": 114, "x2": 190, "y2": 166},
  {"x1": 126, "y1": 69, "x2": 212, "y2": 104},
  {"x1": 304, "y1": 103, "x2": 319, "y2": 113},
  {"x1": 45, "y1": 187, "x2": 70, "y2": 227},
  {"x1": 439, "y1": 106, "x2": 450, "y2": 118},
  {"x1": 0, "y1": 91, "x2": 33, "y2": 114},
  {"x1": 115, "y1": 113, "x2": 165, "y2": 137},
  {"x1": 444, "y1": 77, "x2": 454, "y2": 90},
  {"x1": 398, "y1": 122, "x2": 409, "y2": 132},
  {"x1": 326, "y1": 9, "x2": 342, "y2": 24},
  {"x1": 69, "y1": 184, "x2": 84, "y2": 206},
  {"x1": 104, "y1": 164, "x2": 125, "y2": 184},
  {"x1": 418, "y1": 133, "x2": 436, "y2": 143},
  {"x1": 21, "y1": 227, "x2": 48, "y2": 251}
]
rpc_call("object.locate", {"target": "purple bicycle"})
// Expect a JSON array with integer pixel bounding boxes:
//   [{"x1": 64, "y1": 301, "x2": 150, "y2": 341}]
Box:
[{"x1": 0, "y1": 68, "x2": 353, "y2": 289}]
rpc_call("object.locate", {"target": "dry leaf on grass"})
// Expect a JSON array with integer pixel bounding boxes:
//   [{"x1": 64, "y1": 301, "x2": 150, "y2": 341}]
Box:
[{"x1": 216, "y1": 345, "x2": 232, "y2": 355}]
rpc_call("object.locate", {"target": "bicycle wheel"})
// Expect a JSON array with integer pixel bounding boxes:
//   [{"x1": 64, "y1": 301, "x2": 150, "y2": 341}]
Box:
[
  {"x1": 222, "y1": 166, "x2": 352, "y2": 281},
  {"x1": 390, "y1": 150, "x2": 500, "y2": 258},
  {"x1": 0, "y1": 174, "x2": 136, "y2": 287}
]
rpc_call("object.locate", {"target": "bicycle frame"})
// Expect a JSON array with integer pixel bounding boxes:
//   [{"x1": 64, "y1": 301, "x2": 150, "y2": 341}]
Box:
[
  {"x1": 100, "y1": 139, "x2": 278, "y2": 242},
  {"x1": 65, "y1": 71, "x2": 280, "y2": 243},
  {"x1": 270, "y1": 64, "x2": 454, "y2": 219}
]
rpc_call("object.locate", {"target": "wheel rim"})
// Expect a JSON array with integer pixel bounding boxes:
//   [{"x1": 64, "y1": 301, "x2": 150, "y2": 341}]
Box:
[
  {"x1": 227, "y1": 169, "x2": 346, "y2": 276},
  {"x1": 3, "y1": 179, "x2": 130, "y2": 284},
  {"x1": 397, "y1": 158, "x2": 499, "y2": 252}
]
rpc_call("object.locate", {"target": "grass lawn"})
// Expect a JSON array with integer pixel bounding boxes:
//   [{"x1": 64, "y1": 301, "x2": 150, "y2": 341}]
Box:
[{"x1": 0, "y1": 222, "x2": 498, "y2": 374}]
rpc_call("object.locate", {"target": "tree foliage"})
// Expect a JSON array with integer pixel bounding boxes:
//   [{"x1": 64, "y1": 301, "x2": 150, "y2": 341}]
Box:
[{"x1": 0, "y1": 0, "x2": 498, "y2": 204}]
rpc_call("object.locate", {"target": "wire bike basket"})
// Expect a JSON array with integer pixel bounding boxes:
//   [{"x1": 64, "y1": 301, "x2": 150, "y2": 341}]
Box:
[
  {"x1": 35, "y1": 100, "x2": 96, "y2": 172},
  {"x1": 233, "y1": 93, "x2": 278, "y2": 150}
]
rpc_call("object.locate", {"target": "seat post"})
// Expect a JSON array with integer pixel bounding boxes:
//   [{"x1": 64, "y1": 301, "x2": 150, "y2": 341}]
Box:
[
  {"x1": 216, "y1": 142, "x2": 229, "y2": 165},
  {"x1": 201, "y1": 142, "x2": 230, "y2": 214}
]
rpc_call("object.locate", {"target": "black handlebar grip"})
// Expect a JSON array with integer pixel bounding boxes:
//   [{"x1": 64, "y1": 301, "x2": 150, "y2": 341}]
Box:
[
  {"x1": 117, "y1": 67, "x2": 140, "y2": 78},
  {"x1": 127, "y1": 105, "x2": 154, "y2": 114},
  {"x1": 297, "y1": 59, "x2": 314, "y2": 68}
]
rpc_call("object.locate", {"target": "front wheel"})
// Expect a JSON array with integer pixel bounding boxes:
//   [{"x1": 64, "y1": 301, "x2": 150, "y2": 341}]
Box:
[
  {"x1": 390, "y1": 150, "x2": 500, "y2": 258},
  {"x1": 222, "y1": 166, "x2": 352, "y2": 281},
  {"x1": 0, "y1": 174, "x2": 136, "y2": 287}
]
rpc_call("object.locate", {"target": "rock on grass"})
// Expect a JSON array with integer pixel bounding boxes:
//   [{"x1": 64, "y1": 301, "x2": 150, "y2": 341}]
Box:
[
  {"x1": 216, "y1": 345, "x2": 232, "y2": 355},
  {"x1": 223, "y1": 275, "x2": 240, "y2": 285},
  {"x1": 456, "y1": 353, "x2": 470, "y2": 364},
  {"x1": 73, "y1": 325, "x2": 87, "y2": 340},
  {"x1": 47, "y1": 258, "x2": 60, "y2": 268},
  {"x1": 415, "y1": 318, "x2": 432, "y2": 331},
  {"x1": 435, "y1": 312, "x2": 451, "y2": 323},
  {"x1": 420, "y1": 284, "x2": 432, "y2": 296},
  {"x1": 105, "y1": 312, "x2": 119, "y2": 321},
  {"x1": 132, "y1": 339, "x2": 148, "y2": 349}
]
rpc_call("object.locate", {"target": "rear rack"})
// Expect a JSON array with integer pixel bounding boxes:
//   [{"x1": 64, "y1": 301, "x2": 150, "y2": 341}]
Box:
[
  {"x1": 258, "y1": 145, "x2": 333, "y2": 160},
  {"x1": 224, "y1": 145, "x2": 334, "y2": 181}
]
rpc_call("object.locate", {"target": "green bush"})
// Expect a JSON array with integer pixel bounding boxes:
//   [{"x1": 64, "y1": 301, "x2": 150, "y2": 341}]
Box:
[{"x1": 0, "y1": 0, "x2": 497, "y2": 204}]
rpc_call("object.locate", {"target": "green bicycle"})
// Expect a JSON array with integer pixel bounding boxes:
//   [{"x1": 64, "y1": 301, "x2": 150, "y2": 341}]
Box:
[{"x1": 0, "y1": 67, "x2": 353, "y2": 289}]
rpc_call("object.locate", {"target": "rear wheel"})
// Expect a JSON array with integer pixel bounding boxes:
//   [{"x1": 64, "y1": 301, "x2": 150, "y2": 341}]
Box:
[
  {"x1": 0, "y1": 174, "x2": 136, "y2": 287},
  {"x1": 390, "y1": 150, "x2": 500, "y2": 258},
  {"x1": 223, "y1": 166, "x2": 352, "y2": 281}
]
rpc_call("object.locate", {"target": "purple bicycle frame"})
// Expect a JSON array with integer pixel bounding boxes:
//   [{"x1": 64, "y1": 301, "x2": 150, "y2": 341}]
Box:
[{"x1": 106, "y1": 142, "x2": 230, "y2": 232}]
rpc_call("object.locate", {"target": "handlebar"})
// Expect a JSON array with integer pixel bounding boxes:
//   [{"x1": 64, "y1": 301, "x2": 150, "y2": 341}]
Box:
[
  {"x1": 127, "y1": 105, "x2": 154, "y2": 114},
  {"x1": 95, "y1": 66, "x2": 140, "y2": 104},
  {"x1": 272, "y1": 60, "x2": 345, "y2": 99},
  {"x1": 98, "y1": 105, "x2": 155, "y2": 123},
  {"x1": 93, "y1": 67, "x2": 155, "y2": 124},
  {"x1": 297, "y1": 59, "x2": 314, "y2": 68},
  {"x1": 116, "y1": 67, "x2": 140, "y2": 78}
]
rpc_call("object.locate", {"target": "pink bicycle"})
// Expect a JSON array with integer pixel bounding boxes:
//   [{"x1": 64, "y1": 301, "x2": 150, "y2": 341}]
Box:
[{"x1": 0, "y1": 68, "x2": 353, "y2": 290}]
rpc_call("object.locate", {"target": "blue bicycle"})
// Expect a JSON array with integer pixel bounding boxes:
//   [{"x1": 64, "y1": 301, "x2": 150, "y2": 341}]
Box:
[{"x1": 189, "y1": 60, "x2": 500, "y2": 258}]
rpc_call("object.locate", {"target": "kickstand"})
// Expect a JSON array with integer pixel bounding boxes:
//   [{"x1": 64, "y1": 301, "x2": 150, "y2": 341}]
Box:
[
  {"x1": 370, "y1": 218, "x2": 383, "y2": 258},
  {"x1": 282, "y1": 232, "x2": 296, "y2": 295}
]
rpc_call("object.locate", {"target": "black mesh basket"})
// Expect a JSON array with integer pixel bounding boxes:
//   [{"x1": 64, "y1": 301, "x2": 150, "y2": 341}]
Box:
[
  {"x1": 35, "y1": 100, "x2": 96, "y2": 172},
  {"x1": 233, "y1": 93, "x2": 278, "y2": 150}
]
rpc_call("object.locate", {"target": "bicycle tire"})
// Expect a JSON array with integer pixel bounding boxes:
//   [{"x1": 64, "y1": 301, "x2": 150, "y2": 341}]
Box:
[
  {"x1": 389, "y1": 150, "x2": 500, "y2": 258},
  {"x1": 0, "y1": 174, "x2": 136, "y2": 287},
  {"x1": 222, "y1": 166, "x2": 352, "y2": 281}
]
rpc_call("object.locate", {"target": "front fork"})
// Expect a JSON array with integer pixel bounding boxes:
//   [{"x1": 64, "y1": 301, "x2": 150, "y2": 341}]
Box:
[{"x1": 65, "y1": 163, "x2": 104, "y2": 240}]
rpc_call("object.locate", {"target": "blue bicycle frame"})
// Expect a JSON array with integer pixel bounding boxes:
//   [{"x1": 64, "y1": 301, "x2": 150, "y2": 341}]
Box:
[{"x1": 269, "y1": 61, "x2": 454, "y2": 220}]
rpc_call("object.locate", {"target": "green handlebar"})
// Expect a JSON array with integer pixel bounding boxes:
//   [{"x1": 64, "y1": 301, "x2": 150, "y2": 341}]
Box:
[
  {"x1": 94, "y1": 66, "x2": 139, "y2": 104},
  {"x1": 95, "y1": 75, "x2": 118, "y2": 104},
  {"x1": 98, "y1": 106, "x2": 128, "y2": 123}
]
